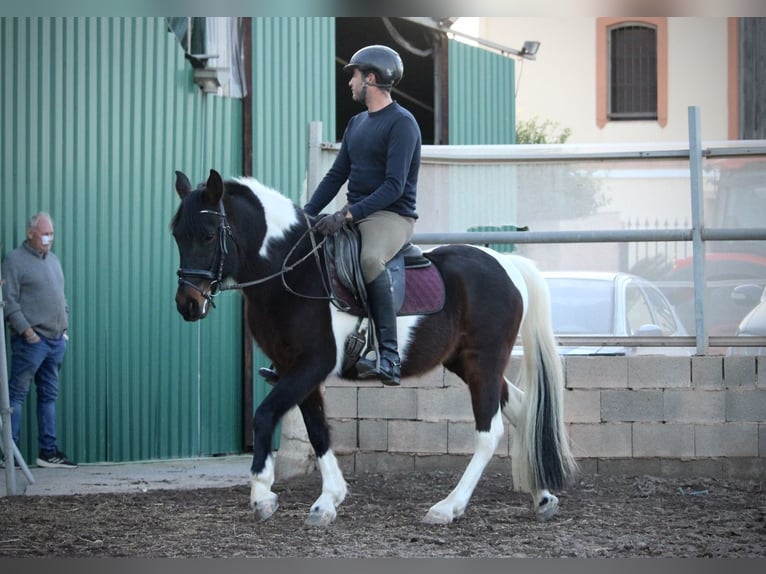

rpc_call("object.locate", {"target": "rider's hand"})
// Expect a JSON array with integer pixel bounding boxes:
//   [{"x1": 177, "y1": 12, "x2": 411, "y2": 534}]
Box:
[{"x1": 314, "y1": 208, "x2": 350, "y2": 236}]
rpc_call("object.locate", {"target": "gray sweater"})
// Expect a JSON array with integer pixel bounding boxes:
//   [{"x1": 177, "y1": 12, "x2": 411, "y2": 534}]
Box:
[{"x1": 2, "y1": 241, "x2": 69, "y2": 339}]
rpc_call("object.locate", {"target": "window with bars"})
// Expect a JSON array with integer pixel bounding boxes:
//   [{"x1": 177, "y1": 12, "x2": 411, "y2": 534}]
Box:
[{"x1": 608, "y1": 25, "x2": 658, "y2": 120}]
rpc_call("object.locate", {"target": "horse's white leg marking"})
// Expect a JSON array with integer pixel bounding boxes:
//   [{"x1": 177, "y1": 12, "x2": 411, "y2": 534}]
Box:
[
  {"x1": 423, "y1": 409, "x2": 504, "y2": 524},
  {"x1": 502, "y1": 376, "x2": 525, "y2": 427},
  {"x1": 533, "y1": 488, "x2": 560, "y2": 521},
  {"x1": 250, "y1": 454, "x2": 279, "y2": 521},
  {"x1": 306, "y1": 450, "x2": 348, "y2": 527}
]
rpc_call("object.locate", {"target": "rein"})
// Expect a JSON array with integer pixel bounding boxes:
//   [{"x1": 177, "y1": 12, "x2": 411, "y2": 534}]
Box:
[{"x1": 177, "y1": 205, "x2": 338, "y2": 306}]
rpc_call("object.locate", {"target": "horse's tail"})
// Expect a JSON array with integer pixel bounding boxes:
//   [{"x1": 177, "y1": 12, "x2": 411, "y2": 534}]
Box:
[{"x1": 508, "y1": 254, "x2": 578, "y2": 493}]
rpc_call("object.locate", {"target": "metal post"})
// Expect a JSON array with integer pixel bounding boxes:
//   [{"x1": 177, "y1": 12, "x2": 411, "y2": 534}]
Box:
[
  {"x1": 688, "y1": 106, "x2": 708, "y2": 355},
  {"x1": 1, "y1": 268, "x2": 35, "y2": 495},
  {"x1": 306, "y1": 121, "x2": 323, "y2": 205}
]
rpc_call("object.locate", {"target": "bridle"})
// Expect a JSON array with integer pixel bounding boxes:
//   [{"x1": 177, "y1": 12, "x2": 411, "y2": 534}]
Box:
[
  {"x1": 176, "y1": 200, "x2": 234, "y2": 309},
  {"x1": 176, "y1": 200, "x2": 334, "y2": 308}
]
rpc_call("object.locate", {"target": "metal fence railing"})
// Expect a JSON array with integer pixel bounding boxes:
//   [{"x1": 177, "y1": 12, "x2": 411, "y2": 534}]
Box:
[{"x1": 307, "y1": 107, "x2": 766, "y2": 355}]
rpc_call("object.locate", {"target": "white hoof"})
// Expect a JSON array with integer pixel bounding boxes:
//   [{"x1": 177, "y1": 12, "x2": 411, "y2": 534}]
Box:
[
  {"x1": 251, "y1": 494, "x2": 279, "y2": 522},
  {"x1": 423, "y1": 502, "x2": 456, "y2": 525},
  {"x1": 536, "y1": 493, "x2": 559, "y2": 521},
  {"x1": 305, "y1": 505, "x2": 337, "y2": 527}
]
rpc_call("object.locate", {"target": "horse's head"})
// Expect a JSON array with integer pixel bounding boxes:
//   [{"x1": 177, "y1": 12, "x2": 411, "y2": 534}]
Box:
[{"x1": 171, "y1": 169, "x2": 234, "y2": 321}]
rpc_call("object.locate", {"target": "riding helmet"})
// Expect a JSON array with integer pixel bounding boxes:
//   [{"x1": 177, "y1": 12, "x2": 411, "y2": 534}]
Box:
[{"x1": 344, "y1": 45, "x2": 404, "y2": 88}]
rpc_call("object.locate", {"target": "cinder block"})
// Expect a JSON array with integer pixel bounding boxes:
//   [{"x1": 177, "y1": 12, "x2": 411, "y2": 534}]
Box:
[
  {"x1": 664, "y1": 389, "x2": 726, "y2": 422},
  {"x1": 388, "y1": 420, "x2": 448, "y2": 453},
  {"x1": 691, "y1": 356, "x2": 723, "y2": 388},
  {"x1": 447, "y1": 421, "x2": 510, "y2": 456},
  {"x1": 564, "y1": 389, "x2": 601, "y2": 423},
  {"x1": 595, "y1": 458, "x2": 660, "y2": 477},
  {"x1": 568, "y1": 423, "x2": 632, "y2": 458},
  {"x1": 414, "y1": 453, "x2": 472, "y2": 472},
  {"x1": 329, "y1": 419, "x2": 357, "y2": 453},
  {"x1": 726, "y1": 389, "x2": 766, "y2": 422},
  {"x1": 403, "y1": 367, "x2": 445, "y2": 388},
  {"x1": 444, "y1": 369, "x2": 465, "y2": 388},
  {"x1": 601, "y1": 390, "x2": 664, "y2": 422},
  {"x1": 633, "y1": 423, "x2": 694, "y2": 457},
  {"x1": 659, "y1": 458, "x2": 725, "y2": 479},
  {"x1": 695, "y1": 423, "x2": 758, "y2": 457},
  {"x1": 358, "y1": 387, "x2": 418, "y2": 419},
  {"x1": 565, "y1": 356, "x2": 628, "y2": 389},
  {"x1": 359, "y1": 419, "x2": 387, "y2": 451},
  {"x1": 354, "y1": 451, "x2": 414, "y2": 473},
  {"x1": 758, "y1": 357, "x2": 766, "y2": 388},
  {"x1": 723, "y1": 356, "x2": 757, "y2": 387},
  {"x1": 628, "y1": 356, "x2": 690, "y2": 389},
  {"x1": 417, "y1": 386, "x2": 474, "y2": 422},
  {"x1": 724, "y1": 457, "x2": 766, "y2": 480},
  {"x1": 324, "y1": 386, "x2": 357, "y2": 419}
]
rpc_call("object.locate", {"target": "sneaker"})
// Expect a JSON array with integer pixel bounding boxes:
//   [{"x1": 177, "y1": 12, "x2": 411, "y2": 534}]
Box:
[{"x1": 36, "y1": 450, "x2": 77, "y2": 468}]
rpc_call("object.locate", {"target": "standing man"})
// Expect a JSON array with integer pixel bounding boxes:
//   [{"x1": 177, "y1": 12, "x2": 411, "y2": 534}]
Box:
[
  {"x1": 2, "y1": 212, "x2": 77, "y2": 468},
  {"x1": 305, "y1": 44, "x2": 421, "y2": 386}
]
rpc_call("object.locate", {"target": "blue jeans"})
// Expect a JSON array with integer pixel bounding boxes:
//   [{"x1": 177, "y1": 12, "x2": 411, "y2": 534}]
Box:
[{"x1": 8, "y1": 333, "x2": 67, "y2": 455}]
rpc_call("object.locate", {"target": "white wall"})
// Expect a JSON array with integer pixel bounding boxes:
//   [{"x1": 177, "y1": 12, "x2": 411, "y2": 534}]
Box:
[{"x1": 475, "y1": 17, "x2": 730, "y2": 144}]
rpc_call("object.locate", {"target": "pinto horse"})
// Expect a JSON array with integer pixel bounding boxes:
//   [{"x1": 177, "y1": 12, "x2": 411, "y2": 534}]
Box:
[{"x1": 171, "y1": 169, "x2": 577, "y2": 526}]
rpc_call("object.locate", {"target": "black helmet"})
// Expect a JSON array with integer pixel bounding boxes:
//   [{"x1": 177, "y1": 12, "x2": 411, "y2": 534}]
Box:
[{"x1": 344, "y1": 45, "x2": 403, "y2": 88}]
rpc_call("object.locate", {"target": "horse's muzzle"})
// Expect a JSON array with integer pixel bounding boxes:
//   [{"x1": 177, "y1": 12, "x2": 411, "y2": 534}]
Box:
[{"x1": 175, "y1": 283, "x2": 212, "y2": 321}]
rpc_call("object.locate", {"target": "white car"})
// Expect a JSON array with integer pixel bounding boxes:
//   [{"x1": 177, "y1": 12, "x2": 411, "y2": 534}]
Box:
[{"x1": 540, "y1": 270, "x2": 690, "y2": 356}]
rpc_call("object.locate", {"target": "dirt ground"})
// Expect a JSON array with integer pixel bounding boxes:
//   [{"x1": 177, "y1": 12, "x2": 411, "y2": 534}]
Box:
[{"x1": 0, "y1": 469, "x2": 764, "y2": 558}]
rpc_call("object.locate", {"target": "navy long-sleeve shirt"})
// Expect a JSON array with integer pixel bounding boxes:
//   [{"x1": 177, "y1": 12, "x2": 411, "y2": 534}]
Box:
[{"x1": 304, "y1": 101, "x2": 421, "y2": 221}]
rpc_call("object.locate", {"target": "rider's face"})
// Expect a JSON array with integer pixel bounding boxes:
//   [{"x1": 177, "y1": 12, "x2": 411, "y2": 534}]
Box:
[{"x1": 349, "y1": 68, "x2": 368, "y2": 105}]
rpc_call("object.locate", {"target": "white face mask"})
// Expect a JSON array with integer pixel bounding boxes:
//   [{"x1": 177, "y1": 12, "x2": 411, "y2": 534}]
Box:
[{"x1": 41, "y1": 235, "x2": 53, "y2": 246}]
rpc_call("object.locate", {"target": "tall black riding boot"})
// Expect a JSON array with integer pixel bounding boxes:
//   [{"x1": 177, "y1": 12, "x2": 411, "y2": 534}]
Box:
[{"x1": 355, "y1": 271, "x2": 401, "y2": 386}]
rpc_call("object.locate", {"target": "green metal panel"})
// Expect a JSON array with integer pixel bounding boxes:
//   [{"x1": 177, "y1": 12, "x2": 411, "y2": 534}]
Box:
[
  {"x1": 251, "y1": 17, "x2": 336, "y2": 200},
  {"x1": 249, "y1": 17, "x2": 336, "y2": 417},
  {"x1": 448, "y1": 39, "x2": 517, "y2": 145},
  {"x1": 1, "y1": 17, "x2": 244, "y2": 463}
]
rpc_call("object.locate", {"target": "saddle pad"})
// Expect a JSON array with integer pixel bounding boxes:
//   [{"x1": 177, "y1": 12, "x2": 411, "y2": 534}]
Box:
[
  {"x1": 332, "y1": 263, "x2": 445, "y2": 317},
  {"x1": 397, "y1": 264, "x2": 445, "y2": 316}
]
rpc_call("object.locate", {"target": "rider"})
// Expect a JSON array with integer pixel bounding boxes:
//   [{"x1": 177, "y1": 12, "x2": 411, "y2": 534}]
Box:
[{"x1": 291, "y1": 45, "x2": 421, "y2": 386}]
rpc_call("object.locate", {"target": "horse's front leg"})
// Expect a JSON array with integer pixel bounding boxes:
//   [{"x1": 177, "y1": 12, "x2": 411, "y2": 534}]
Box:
[
  {"x1": 300, "y1": 387, "x2": 347, "y2": 526},
  {"x1": 250, "y1": 394, "x2": 282, "y2": 521},
  {"x1": 250, "y1": 453, "x2": 279, "y2": 521}
]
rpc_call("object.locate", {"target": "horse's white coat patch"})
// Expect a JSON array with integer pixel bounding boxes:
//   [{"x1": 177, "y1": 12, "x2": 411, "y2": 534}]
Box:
[
  {"x1": 329, "y1": 305, "x2": 422, "y2": 377},
  {"x1": 234, "y1": 177, "x2": 300, "y2": 258}
]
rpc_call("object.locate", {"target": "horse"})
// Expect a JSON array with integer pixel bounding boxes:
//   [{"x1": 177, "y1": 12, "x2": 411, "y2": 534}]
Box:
[{"x1": 171, "y1": 168, "x2": 578, "y2": 526}]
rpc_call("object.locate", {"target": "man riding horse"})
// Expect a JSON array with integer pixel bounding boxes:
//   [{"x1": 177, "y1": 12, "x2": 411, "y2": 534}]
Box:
[{"x1": 265, "y1": 44, "x2": 421, "y2": 386}]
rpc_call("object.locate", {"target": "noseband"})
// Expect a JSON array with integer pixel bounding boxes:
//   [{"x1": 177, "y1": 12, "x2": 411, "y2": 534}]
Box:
[{"x1": 176, "y1": 200, "x2": 232, "y2": 309}]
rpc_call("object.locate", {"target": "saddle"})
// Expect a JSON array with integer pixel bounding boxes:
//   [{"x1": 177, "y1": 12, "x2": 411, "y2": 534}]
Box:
[
  {"x1": 323, "y1": 224, "x2": 446, "y2": 376},
  {"x1": 323, "y1": 224, "x2": 445, "y2": 317}
]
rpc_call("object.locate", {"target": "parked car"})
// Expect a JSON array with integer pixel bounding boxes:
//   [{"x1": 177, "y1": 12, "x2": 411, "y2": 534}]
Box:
[
  {"x1": 729, "y1": 284, "x2": 766, "y2": 356},
  {"x1": 539, "y1": 270, "x2": 690, "y2": 356}
]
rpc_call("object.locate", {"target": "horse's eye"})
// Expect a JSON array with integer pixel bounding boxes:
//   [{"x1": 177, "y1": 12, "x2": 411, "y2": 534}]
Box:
[{"x1": 204, "y1": 232, "x2": 216, "y2": 243}]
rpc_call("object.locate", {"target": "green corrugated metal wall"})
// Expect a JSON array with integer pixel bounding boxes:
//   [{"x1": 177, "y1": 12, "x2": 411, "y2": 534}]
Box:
[
  {"x1": 251, "y1": 17, "x2": 336, "y2": 199},
  {"x1": 1, "y1": 17, "x2": 244, "y2": 463},
  {"x1": 248, "y1": 17, "x2": 336, "y2": 412},
  {"x1": 448, "y1": 38, "x2": 517, "y2": 145}
]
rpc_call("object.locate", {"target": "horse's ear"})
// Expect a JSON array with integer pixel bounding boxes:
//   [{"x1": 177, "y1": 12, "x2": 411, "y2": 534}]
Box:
[
  {"x1": 175, "y1": 171, "x2": 192, "y2": 200},
  {"x1": 204, "y1": 169, "x2": 224, "y2": 205}
]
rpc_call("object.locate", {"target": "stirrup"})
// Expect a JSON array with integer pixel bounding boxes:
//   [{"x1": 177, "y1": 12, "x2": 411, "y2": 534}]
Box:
[
  {"x1": 258, "y1": 366, "x2": 279, "y2": 385},
  {"x1": 356, "y1": 355, "x2": 401, "y2": 386}
]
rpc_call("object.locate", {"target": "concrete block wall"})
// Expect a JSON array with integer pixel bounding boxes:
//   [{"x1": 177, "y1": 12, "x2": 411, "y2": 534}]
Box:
[{"x1": 305, "y1": 355, "x2": 766, "y2": 480}]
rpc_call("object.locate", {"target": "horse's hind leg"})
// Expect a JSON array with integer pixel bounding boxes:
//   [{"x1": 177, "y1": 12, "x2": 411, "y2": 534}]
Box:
[
  {"x1": 423, "y1": 408, "x2": 505, "y2": 524},
  {"x1": 502, "y1": 376, "x2": 560, "y2": 521},
  {"x1": 299, "y1": 387, "x2": 348, "y2": 527}
]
